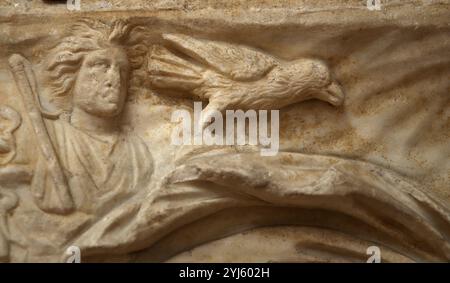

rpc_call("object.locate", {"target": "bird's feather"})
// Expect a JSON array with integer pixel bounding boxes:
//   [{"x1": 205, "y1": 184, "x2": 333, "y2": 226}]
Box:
[
  {"x1": 162, "y1": 33, "x2": 278, "y2": 81},
  {"x1": 148, "y1": 45, "x2": 204, "y2": 91}
]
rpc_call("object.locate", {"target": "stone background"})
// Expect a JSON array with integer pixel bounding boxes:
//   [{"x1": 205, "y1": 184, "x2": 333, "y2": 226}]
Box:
[{"x1": 0, "y1": 0, "x2": 448, "y2": 262}]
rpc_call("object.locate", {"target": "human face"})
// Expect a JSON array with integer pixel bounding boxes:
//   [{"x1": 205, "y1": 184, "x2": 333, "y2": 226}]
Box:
[{"x1": 72, "y1": 47, "x2": 129, "y2": 118}]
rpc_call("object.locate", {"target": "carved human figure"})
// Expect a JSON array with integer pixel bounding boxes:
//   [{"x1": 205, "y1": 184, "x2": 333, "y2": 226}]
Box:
[
  {"x1": 26, "y1": 21, "x2": 154, "y2": 215},
  {"x1": 0, "y1": 105, "x2": 21, "y2": 262},
  {"x1": 3, "y1": 20, "x2": 153, "y2": 261},
  {"x1": 3, "y1": 21, "x2": 154, "y2": 262},
  {"x1": 0, "y1": 105, "x2": 21, "y2": 165}
]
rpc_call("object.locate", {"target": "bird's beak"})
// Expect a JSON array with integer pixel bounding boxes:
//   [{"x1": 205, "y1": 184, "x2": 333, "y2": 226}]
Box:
[{"x1": 322, "y1": 81, "x2": 345, "y2": 106}]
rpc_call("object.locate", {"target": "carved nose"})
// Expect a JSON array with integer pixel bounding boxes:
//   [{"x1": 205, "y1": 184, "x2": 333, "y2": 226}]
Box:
[
  {"x1": 106, "y1": 66, "x2": 121, "y2": 87},
  {"x1": 105, "y1": 76, "x2": 118, "y2": 88}
]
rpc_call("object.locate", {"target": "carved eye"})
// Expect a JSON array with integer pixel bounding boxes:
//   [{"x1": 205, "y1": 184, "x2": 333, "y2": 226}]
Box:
[{"x1": 93, "y1": 61, "x2": 109, "y2": 69}]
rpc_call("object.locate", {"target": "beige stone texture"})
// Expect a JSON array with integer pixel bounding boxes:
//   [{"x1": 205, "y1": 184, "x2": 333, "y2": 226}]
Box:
[{"x1": 0, "y1": 0, "x2": 448, "y2": 262}]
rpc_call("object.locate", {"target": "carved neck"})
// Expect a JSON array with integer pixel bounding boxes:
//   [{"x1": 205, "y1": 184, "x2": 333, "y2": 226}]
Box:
[{"x1": 70, "y1": 107, "x2": 120, "y2": 135}]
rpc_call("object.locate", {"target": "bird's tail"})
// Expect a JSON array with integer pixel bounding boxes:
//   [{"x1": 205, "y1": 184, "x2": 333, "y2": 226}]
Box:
[{"x1": 147, "y1": 45, "x2": 204, "y2": 92}]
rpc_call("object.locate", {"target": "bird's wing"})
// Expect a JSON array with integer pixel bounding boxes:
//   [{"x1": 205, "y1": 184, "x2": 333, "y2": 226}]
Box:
[
  {"x1": 147, "y1": 45, "x2": 204, "y2": 92},
  {"x1": 162, "y1": 33, "x2": 278, "y2": 81}
]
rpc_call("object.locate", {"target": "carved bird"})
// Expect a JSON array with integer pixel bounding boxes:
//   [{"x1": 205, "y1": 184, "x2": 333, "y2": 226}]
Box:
[{"x1": 148, "y1": 34, "x2": 345, "y2": 128}]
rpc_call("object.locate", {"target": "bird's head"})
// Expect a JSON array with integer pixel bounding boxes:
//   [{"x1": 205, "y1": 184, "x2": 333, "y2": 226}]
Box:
[{"x1": 280, "y1": 58, "x2": 345, "y2": 107}]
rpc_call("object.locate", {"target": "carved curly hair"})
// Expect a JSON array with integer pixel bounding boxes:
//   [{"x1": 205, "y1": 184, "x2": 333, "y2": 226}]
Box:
[{"x1": 43, "y1": 19, "x2": 147, "y2": 114}]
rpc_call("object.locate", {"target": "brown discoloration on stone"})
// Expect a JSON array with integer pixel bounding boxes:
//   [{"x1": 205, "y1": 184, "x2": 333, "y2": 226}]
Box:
[{"x1": 0, "y1": 0, "x2": 448, "y2": 263}]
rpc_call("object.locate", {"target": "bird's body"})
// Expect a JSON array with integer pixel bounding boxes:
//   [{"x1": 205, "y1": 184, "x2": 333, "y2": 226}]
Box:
[{"x1": 148, "y1": 33, "x2": 345, "y2": 127}]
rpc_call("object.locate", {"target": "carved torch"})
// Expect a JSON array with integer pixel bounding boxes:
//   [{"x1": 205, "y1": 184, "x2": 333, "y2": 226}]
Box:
[{"x1": 8, "y1": 54, "x2": 74, "y2": 214}]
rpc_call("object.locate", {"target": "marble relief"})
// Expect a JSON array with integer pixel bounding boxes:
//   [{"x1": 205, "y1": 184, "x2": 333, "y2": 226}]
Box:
[{"x1": 0, "y1": 1, "x2": 448, "y2": 262}]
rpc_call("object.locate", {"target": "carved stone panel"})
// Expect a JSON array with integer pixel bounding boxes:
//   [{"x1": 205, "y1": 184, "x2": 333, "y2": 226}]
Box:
[{"x1": 0, "y1": 0, "x2": 449, "y2": 263}]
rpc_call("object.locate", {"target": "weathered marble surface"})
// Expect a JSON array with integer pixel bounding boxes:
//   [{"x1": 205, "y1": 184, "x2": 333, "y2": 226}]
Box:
[{"x1": 0, "y1": 0, "x2": 448, "y2": 262}]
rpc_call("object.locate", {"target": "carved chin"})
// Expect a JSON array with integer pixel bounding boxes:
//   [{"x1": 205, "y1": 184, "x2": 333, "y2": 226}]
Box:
[{"x1": 91, "y1": 103, "x2": 123, "y2": 117}]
